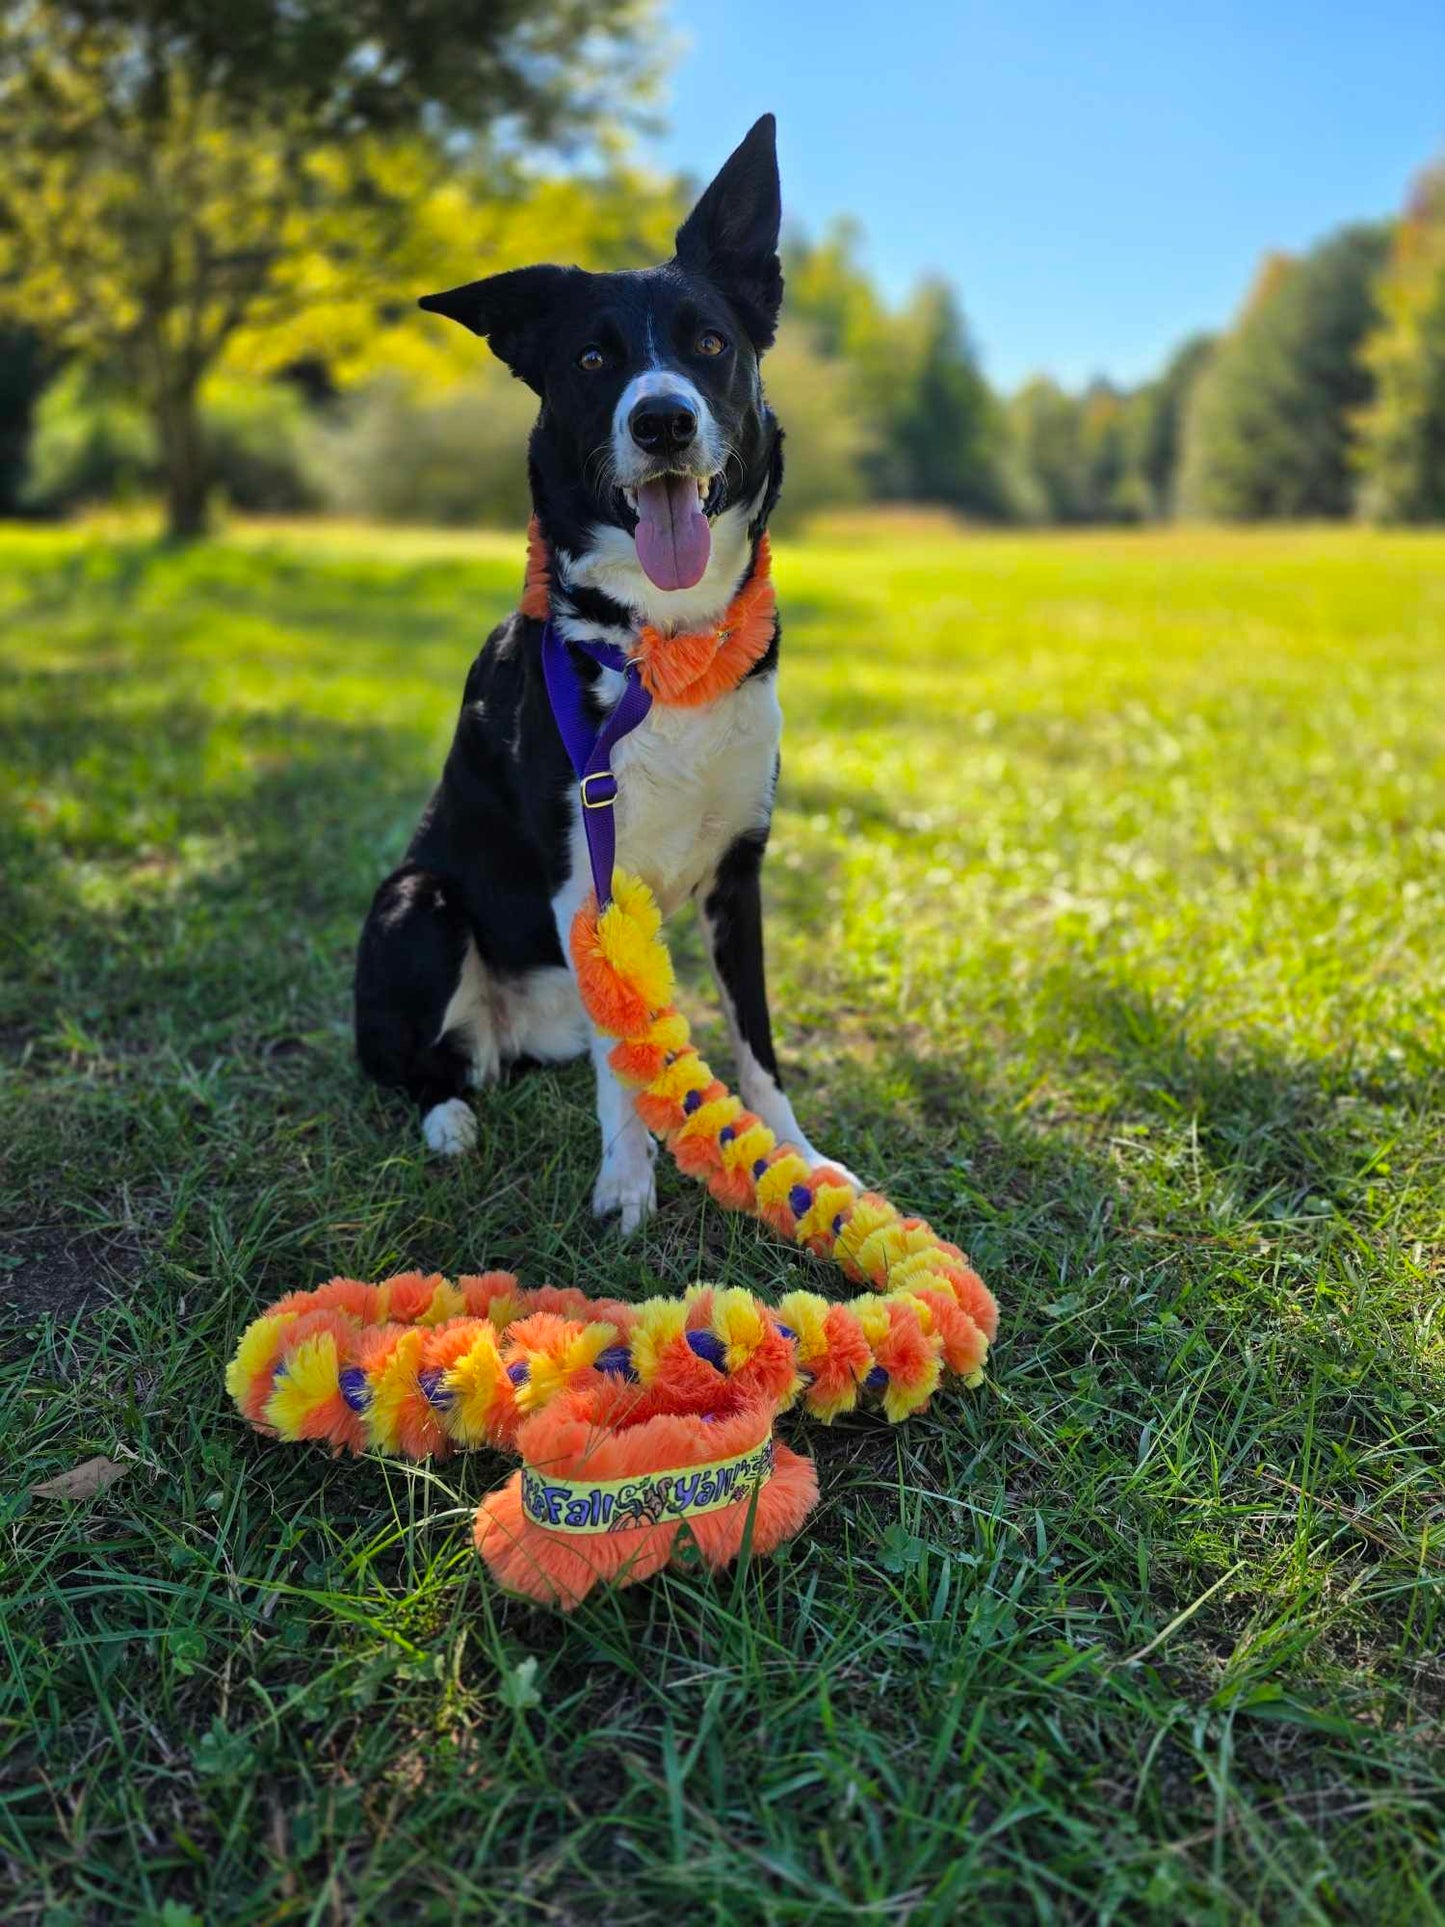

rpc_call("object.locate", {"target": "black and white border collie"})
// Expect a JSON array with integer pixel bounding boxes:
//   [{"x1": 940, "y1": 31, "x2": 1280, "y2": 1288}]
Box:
[{"x1": 355, "y1": 115, "x2": 840, "y2": 1233}]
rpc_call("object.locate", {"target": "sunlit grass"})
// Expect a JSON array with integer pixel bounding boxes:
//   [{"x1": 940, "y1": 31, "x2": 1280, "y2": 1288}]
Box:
[{"x1": 2, "y1": 520, "x2": 1443, "y2": 1921}]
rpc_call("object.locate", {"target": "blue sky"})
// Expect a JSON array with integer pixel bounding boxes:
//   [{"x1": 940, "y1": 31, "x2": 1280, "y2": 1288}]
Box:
[{"x1": 646, "y1": 0, "x2": 1445, "y2": 392}]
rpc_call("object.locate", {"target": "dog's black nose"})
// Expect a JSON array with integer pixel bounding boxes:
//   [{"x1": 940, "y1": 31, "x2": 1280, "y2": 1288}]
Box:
[{"x1": 629, "y1": 396, "x2": 698, "y2": 456}]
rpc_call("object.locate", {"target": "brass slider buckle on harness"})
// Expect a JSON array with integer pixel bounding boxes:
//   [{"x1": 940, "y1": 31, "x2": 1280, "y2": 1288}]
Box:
[{"x1": 580, "y1": 771, "x2": 619, "y2": 810}]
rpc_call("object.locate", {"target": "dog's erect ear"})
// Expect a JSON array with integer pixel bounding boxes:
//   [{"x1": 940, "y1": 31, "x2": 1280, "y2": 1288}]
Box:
[
  {"x1": 674, "y1": 114, "x2": 783, "y2": 351},
  {"x1": 418, "y1": 265, "x2": 576, "y2": 394}
]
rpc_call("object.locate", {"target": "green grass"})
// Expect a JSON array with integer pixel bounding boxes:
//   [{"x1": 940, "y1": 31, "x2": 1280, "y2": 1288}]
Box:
[{"x1": 2, "y1": 518, "x2": 1443, "y2": 1924}]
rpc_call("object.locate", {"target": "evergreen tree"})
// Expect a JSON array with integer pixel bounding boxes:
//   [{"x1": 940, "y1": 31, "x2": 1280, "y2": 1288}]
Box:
[
  {"x1": 785, "y1": 229, "x2": 1003, "y2": 515},
  {"x1": 888, "y1": 279, "x2": 1003, "y2": 514},
  {"x1": 1008, "y1": 377, "x2": 1087, "y2": 522},
  {"x1": 1129, "y1": 334, "x2": 1216, "y2": 519},
  {"x1": 1178, "y1": 225, "x2": 1388, "y2": 519}
]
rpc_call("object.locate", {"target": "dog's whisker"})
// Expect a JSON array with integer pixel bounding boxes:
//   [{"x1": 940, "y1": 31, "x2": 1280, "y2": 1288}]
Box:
[
  {"x1": 721, "y1": 442, "x2": 748, "y2": 506},
  {"x1": 584, "y1": 444, "x2": 620, "y2": 499}
]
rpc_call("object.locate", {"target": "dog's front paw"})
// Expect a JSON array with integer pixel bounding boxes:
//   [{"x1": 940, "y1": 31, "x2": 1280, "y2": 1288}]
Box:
[
  {"x1": 421, "y1": 1097, "x2": 477, "y2": 1157},
  {"x1": 592, "y1": 1134, "x2": 657, "y2": 1236}
]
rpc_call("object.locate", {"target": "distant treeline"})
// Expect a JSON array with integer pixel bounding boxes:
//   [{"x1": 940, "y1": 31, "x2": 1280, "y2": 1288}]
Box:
[
  {"x1": 1, "y1": 7, "x2": 1441, "y2": 539},
  {"x1": 773, "y1": 165, "x2": 1445, "y2": 528}
]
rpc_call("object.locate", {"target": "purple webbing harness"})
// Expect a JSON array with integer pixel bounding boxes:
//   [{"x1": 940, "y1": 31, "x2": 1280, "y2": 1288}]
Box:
[{"x1": 540, "y1": 621, "x2": 653, "y2": 910}]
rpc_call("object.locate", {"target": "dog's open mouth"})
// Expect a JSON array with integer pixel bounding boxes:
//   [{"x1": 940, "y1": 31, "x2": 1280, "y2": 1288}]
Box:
[{"x1": 620, "y1": 474, "x2": 719, "y2": 593}]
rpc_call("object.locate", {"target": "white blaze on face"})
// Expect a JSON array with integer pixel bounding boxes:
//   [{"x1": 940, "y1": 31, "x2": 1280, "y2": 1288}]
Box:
[
  {"x1": 610, "y1": 369, "x2": 724, "y2": 593},
  {"x1": 610, "y1": 369, "x2": 721, "y2": 486}
]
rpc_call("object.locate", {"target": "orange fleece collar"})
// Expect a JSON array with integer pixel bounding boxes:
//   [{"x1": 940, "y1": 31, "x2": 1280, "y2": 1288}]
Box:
[{"x1": 520, "y1": 516, "x2": 777, "y2": 709}]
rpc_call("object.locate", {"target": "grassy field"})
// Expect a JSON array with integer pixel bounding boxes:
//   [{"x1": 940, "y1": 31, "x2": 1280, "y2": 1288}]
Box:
[{"x1": 2, "y1": 519, "x2": 1443, "y2": 1924}]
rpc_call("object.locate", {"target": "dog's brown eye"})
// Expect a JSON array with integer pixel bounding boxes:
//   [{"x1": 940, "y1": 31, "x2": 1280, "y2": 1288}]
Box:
[
  {"x1": 696, "y1": 330, "x2": 726, "y2": 357},
  {"x1": 577, "y1": 346, "x2": 605, "y2": 372}
]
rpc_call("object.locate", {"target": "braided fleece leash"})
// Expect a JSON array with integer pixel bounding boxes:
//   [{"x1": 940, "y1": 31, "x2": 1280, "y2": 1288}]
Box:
[{"x1": 226, "y1": 538, "x2": 999, "y2": 1610}]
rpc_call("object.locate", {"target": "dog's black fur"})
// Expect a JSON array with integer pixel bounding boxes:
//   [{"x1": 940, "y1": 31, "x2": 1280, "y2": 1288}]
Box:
[{"x1": 355, "y1": 117, "x2": 817, "y2": 1214}]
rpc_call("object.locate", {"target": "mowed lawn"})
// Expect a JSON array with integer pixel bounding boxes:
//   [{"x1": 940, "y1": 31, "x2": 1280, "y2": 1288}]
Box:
[{"x1": 2, "y1": 519, "x2": 1443, "y2": 1923}]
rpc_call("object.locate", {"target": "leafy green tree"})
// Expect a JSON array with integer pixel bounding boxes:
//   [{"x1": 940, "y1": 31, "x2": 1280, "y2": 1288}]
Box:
[
  {"x1": 307, "y1": 367, "x2": 535, "y2": 529},
  {"x1": 1127, "y1": 333, "x2": 1215, "y2": 519},
  {"x1": 23, "y1": 363, "x2": 321, "y2": 515},
  {"x1": 759, "y1": 320, "x2": 874, "y2": 529},
  {"x1": 785, "y1": 227, "x2": 1003, "y2": 515},
  {"x1": 1008, "y1": 375, "x2": 1156, "y2": 524},
  {"x1": 1007, "y1": 376, "x2": 1136, "y2": 524},
  {"x1": 1007, "y1": 377, "x2": 1086, "y2": 522},
  {"x1": 1356, "y1": 160, "x2": 1445, "y2": 523},
  {"x1": 0, "y1": 1, "x2": 655, "y2": 537},
  {"x1": 1177, "y1": 225, "x2": 1388, "y2": 519},
  {"x1": 784, "y1": 218, "x2": 890, "y2": 363},
  {"x1": 20, "y1": 365, "x2": 156, "y2": 512},
  {"x1": 785, "y1": 218, "x2": 919, "y2": 494},
  {"x1": 1078, "y1": 379, "x2": 1135, "y2": 521},
  {"x1": 230, "y1": 167, "x2": 682, "y2": 397},
  {"x1": 887, "y1": 278, "x2": 1004, "y2": 514}
]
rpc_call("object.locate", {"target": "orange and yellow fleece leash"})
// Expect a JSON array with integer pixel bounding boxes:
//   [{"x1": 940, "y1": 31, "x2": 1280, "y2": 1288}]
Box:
[{"x1": 226, "y1": 533, "x2": 1000, "y2": 1610}]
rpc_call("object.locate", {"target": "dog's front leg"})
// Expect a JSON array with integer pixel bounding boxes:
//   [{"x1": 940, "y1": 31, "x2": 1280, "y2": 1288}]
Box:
[
  {"x1": 699, "y1": 831, "x2": 859, "y2": 1182},
  {"x1": 553, "y1": 865, "x2": 657, "y2": 1235},
  {"x1": 586, "y1": 1024, "x2": 658, "y2": 1234}
]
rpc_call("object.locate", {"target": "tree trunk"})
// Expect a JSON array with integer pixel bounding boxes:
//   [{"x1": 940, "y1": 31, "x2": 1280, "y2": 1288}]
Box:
[{"x1": 157, "y1": 380, "x2": 210, "y2": 541}]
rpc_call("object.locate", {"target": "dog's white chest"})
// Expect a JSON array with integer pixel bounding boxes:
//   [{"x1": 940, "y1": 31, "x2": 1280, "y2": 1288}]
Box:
[{"x1": 608, "y1": 676, "x2": 781, "y2": 914}]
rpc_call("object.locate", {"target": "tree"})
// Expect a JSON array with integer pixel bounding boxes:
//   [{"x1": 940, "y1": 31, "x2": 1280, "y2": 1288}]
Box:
[
  {"x1": 784, "y1": 227, "x2": 1004, "y2": 515},
  {"x1": 227, "y1": 167, "x2": 683, "y2": 397},
  {"x1": 0, "y1": 1, "x2": 656, "y2": 537},
  {"x1": 0, "y1": 322, "x2": 47, "y2": 513},
  {"x1": 784, "y1": 218, "x2": 918, "y2": 501},
  {"x1": 1007, "y1": 377, "x2": 1087, "y2": 522},
  {"x1": 759, "y1": 320, "x2": 874, "y2": 530},
  {"x1": 1127, "y1": 333, "x2": 1215, "y2": 519},
  {"x1": 784, "y1": 218, "x2": 890, "y2": 363},
  {"x1": 1005, "y1": 365, "x2": 1216, "y2": 526},
  {"x1": 1077, "y1": 379, "x2": 1135, "y2": 521},
  {"x1": 887, "y1": 278, "x2": 1004, "y2": 514},
  {"x1": 1177, "y1": 225, "x2": 1388, "y2": 520},
  {"x1": 1356, "y1": 160, "x2": 1445, "y2": 523}
]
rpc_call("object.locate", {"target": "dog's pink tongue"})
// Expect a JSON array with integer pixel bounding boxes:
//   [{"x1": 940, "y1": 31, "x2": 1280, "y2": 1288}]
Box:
[{"x1": 634, "y1": 475, "x2": 710, "y2": 591}]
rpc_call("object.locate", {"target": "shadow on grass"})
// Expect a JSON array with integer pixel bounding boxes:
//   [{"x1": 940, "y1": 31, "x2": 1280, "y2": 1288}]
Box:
[
  {"x1": 7, "y1": 545, "x2": 1437, "y2": 1429},
  {"x1": 3, "y1": 531, "x2": 517, "y2": 637},
  {"x1": 8, "y1": 532, "x2": 1444, "y2": 1921},
  {"x1": 2, "y1": 655, "x2": 445, "y2": 1313},
  {"x1": 4, "y1": 662, "x2": 427, "y2": 970},
  {"x1": 2, "y1": 534, "x2": 171, "y2": 619}
]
